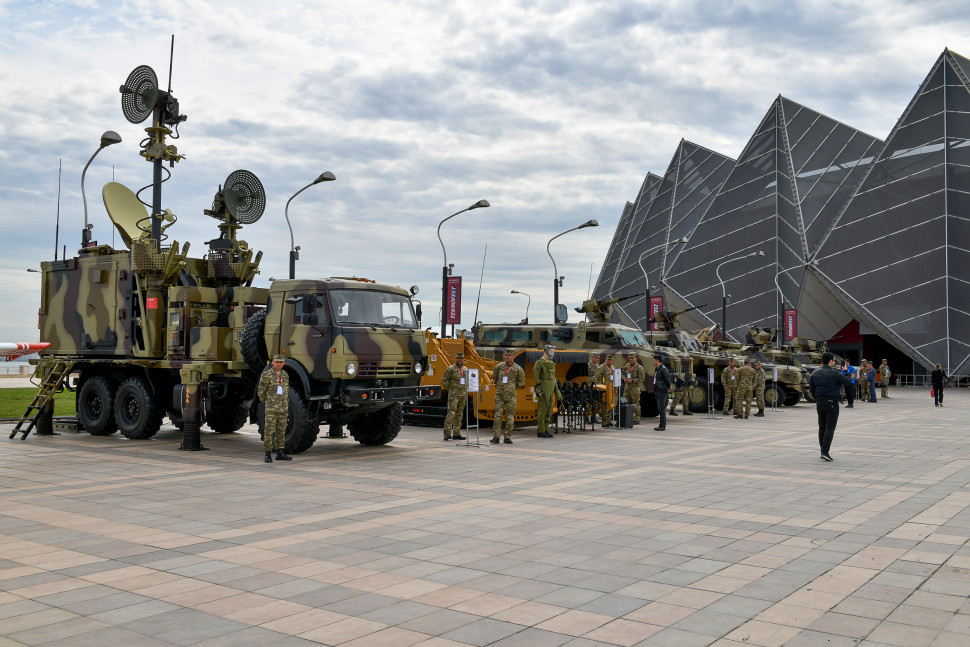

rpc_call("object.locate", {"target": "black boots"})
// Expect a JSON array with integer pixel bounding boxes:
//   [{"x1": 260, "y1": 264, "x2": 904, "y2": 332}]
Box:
[
  {"x1": 754, "y1": 408, "x2": 765, "y2": 417},
  {"x1": 275, "y1": 449, "x2": 292, "y2": 461}
]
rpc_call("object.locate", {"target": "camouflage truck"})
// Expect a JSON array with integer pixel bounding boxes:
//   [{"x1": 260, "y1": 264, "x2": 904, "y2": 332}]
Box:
[
  {"x1": 14, "y1": 60, "x2": 432, "y2": 453},
  {"x1": 472, "y1": 296, "x2": 692, "y2": 417},
  {"x1": 648, "y1": 309, "x2": 810, "y2": 409}
]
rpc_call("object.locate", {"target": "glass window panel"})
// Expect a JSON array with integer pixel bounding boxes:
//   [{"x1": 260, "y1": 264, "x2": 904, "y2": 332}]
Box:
[
  {"x1": 884, "y1": 115, "x2": 945, "y2": 157},
  {"x1": 837, "y1": 251, "x2": 945, "y2": 306},
  {"x1": 783, "y1": 101, "x2": 817, "y2": 145},
  {"x1": 904, "y1": 85, "x2": 945, "y2": 124},
  {"x1": 945, "y1": 84, "x2": 970, "y2": 113},
  {"x1": 860, "y1": 157, "x2": 944, "y2": 206},
  {"x1": 739, "y1": 130, "x2": 777, "y2": 164},
  {"x1": 790, "y1": 116, "x2": 839, "y2": 173},
  {"x1": 924, "y1": 62, "x2": 945, "y2": 91},
  {"x1": 795, "y1": 122, "x2": 852, "y2": 179},
  {"x1": 871, "y1": 151, "x2": 946, "y2": 189},
  {"x1": 945, "y1": 111, "x2": 970, "y2": 140}
]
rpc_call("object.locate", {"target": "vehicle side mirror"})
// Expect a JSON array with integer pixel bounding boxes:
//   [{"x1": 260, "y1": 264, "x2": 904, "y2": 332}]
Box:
[
  {"x1": 302, "y1": 294, "x2": 316, "y2": 314},
  {"x1": 301, "y1": 314, "x2": 318, "y2": 326},
  {"x1": 415, "y1": 303, "x2": 422, "y2": 325}
]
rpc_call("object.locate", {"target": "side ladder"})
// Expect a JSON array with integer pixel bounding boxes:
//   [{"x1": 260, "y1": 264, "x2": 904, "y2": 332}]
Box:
[{"x1": 10, "y1": 358, "x2": 75, "y2": 440}]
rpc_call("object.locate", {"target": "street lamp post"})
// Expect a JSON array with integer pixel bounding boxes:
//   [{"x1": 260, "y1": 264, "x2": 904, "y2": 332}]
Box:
[
  {"x1": 716, "y1": 250, "x2": 765, "y2": 342},
  {"x1": 81, "y1": 130, "x2": 122, "y2": 247},
  {"x1": 285, "y1": 171, "x2": 336, "y2": 279},
  {"x1": 510, "y1": 290, "x2": 531, "y2": 323},
  {"x1": 637, "y1": 237, "x2": 689, "y2": 329},
  {"x1": 547, "y1": 220, "x2": 599, "y2": 324},
  {"x1": 437, "y1": 200, "x2": 490, "y2": 337}
]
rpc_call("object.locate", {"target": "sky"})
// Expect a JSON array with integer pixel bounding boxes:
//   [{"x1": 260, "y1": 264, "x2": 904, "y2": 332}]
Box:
[{"x1": 1, "y1": 0, "x2": 968, "y2": 342}]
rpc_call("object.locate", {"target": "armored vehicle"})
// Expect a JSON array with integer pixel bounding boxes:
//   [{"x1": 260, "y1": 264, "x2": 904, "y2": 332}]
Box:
[
  {"x1": 13, "y1": 59, "x2": 432, "y2": 452},
  {"x1": 648, "y1": 309, "x2": 810, "y2": 409},
  {"x1": 473, "y1": 296, "x2": 692, "y2": 417}
]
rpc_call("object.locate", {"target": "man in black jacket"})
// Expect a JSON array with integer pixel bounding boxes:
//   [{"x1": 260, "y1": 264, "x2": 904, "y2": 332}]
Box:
[
  {"x1": 809, "y1": 352, "x2": 852, "y2": 461},
  {"x1": 652, "y1": 354, "x2": 673, "y2": 431}
]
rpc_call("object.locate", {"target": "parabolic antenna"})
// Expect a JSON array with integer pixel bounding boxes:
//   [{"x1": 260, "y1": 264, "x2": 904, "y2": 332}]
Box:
[
  {"x1": 223, "y1": 170, "x2": 266, "y2": 225},
  {"x1": 119, "y1": 65, "x2": 158, "y2": 124}
]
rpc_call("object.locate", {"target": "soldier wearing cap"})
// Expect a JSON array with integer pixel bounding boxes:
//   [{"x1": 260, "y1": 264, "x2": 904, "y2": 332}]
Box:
[
  {"x1": 879, "y1": 359, "x2": 892, "y2": 398},
  {"x1": 720, "y1": 358, "x2": 738, "y2": 416},
  {"x1": 595, "y1": 354, "x2": 615, "y2": 427},
  {"x1": 753, "y1": 360, "x2": 766, "y2": 416},
  {"x1": 441, "y1": 351, "x2": 468, "y2": 440},
  {"x1": 735, "y1": 358, "x2": 756, "y2": 419},
  {"x1": 534, "y1": 344, "x2": 561, "y2": 438},
  {"x1": 491, "y1": 349, "x2": 525, "y2": 444},
  {"x1": 257, "y1": 353, "x2": 292, "y2": 463},
  {"x1": 669, "y1": 368, "x2": 694, "y2": 417},
  {"x1": 622, "y1": 352, "x2": 646, "y2": 424},
  {"x1": 587, "y1": 353, "x2": 600, "y2": 384},
  {"x1": 857, "y1": 359, "x2": 869, "y2": 402}
]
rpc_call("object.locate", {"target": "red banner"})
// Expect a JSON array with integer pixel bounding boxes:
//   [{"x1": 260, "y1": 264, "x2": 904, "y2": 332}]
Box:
[
  {"x1": 446, "y1": 277, "x2": 462, "y2": 324},
  {"x1": 649, "y1": 296, "x2": 664, "y2": 331},
  {"x1": 785, "y1": 308, "x2": 797, "y2": 340}
]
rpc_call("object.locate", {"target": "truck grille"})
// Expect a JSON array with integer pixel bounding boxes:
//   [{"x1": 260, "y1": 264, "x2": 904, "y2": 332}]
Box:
[{"x1": 357, "y1": 361, "x2": 413, "y2": 378}]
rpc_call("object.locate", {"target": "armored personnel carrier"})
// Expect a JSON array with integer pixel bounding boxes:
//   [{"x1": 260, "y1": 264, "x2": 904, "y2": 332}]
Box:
[
  {"x1": 648, "y1": 309, "x2": 810, "y2": 409},
  {"x1": 473, "y1": 295, "x2": 692, "y2": 417},
  {"x1": 13, "y1": 58, "x2": 433, "y2": 453}
]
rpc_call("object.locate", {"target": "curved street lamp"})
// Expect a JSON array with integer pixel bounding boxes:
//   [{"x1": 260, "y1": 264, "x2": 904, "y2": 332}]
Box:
[
  {"x1": 437, "y1": 199, "x2": 489, "y2": 337},
  {"x1": 81, "y1": 130, "x2": 122, "y2": 247},
  {"x1": 510, "y1": 289, "x2": 531, "y2": 324},
  {"x1": 547, "y1": 219, "x2": 599, "y2": 324},
  {"x1": 637, "y1": 237, "x2": 689, "y2": 329},
  {"x1": 716, "y1": 250, "x2": 765, "y2": 341},
  {"x1": 285, "y1": 171, "x2": 336, "y2": 279}
]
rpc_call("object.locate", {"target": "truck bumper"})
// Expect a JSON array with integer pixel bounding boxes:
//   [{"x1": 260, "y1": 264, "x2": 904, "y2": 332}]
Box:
[{"x1": 341, "y1": 385, "x2": 439, "y2": 405}]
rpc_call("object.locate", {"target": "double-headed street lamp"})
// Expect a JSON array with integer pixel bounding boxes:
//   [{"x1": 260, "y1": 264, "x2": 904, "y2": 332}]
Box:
[
  {"x1": 716, "y1": 250, "x2": 765, "y2": 341},
  {"x1": 81, "y1": 130, "x2": 123, "y2": 247},
  {"x1": 547, "y1": 219, "x2": 599, "y2": 324},
  {"x1": 285, "y1": 171, "x2": 336, "y2": 279},
  {"x1": 437, "y1": 200, "x2": 490, "y2": 337},
  {"x1": 637, "y1": 237, "x2": 689, "y2": 328},
  {"x1": 510, "y1": 290, "x2": 531, "y2": 323}
]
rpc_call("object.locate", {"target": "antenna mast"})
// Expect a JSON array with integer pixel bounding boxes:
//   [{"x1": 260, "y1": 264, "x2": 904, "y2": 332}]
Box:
[
  {"x1": 473, "y1": 244, "x2": 487, "y2": 327},
  {"x1": 54, "y1": 159, "x2": 61, "y2": 260}
]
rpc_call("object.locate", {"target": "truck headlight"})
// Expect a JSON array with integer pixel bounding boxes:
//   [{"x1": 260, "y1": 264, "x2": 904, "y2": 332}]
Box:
[
  {"x1": 414, "y1": 362, "x2": 423, "y2": 374},
  {"x1": 346, "y1": 362, "x2": 356, "y2": 376}
]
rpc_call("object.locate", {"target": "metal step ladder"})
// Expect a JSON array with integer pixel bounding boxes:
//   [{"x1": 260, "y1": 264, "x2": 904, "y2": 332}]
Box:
[{"x1": 9, "y1": 358, "x2": 74, "y2": 440}]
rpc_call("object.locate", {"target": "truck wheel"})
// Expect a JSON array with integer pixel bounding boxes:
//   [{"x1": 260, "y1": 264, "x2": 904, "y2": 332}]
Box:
[
  {"x1": 257, "y1": 386, "x2": 319, "y2": 454},
  {"x1": 764, "y1": 383, "x2": 785, "y2": 408},
  {"x1": 115, "y1": 377, "x2": 164, "y2": 439},
  {"x1": 348, "y1": 402, "x2": 403, "y2": 446},
  {"x1": 241, "y1": 309, "x2": 268, "y2": 374},
  {"x1": 207, "y1": 402, "x2": 249, "y2": 433},
  {"x1": 783, "y1": 388, "x2": 801, "y2": 407},
  {"x1": 803, "y1": 391, "x2": 816, "y2": 403},
  {"x1": 78, "y1": 375, "x2": 118, "y2": 436},
  {"x1": 688, "y1": 379, "x2": 709, "y2": 412}
]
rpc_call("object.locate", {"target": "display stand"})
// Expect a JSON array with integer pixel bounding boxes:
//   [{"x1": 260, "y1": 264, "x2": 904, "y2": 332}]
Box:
[
  {"x1": 456, "y1": 369, "x2": 482, "y2": 448},
  {"x1": 708, "y1": 367, "x2": 716, "y2": 419},
  {"x1": 771, "y1": 368, "x2": 779, "y2": 413}
]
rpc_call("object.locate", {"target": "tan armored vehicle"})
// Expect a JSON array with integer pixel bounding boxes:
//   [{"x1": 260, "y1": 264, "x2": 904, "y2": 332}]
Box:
[
  {"x1": 14, "y1": 60, "x2": 432, "y2": 453},
  {"x1": 472, "y1": 296, "x2": 692, "y2": 417}
]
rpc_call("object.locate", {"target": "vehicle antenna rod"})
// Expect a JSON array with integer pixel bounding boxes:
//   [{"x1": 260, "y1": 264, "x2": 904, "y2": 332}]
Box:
[
  {"x1": 167, "y1": 34, "x2": 175, "y2": 93},
  {"x1": 473, "y1": 243, "x2": 487, "y2": 327},
  {"x1": 54, "y1": 158, "x2": 61, "y2": 260},
  {"x1": 587, "y1": 262, "x2": 593, "y2": 299}
]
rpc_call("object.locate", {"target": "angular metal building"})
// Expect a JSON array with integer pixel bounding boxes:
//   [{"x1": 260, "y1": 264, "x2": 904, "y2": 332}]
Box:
[{"x1": 593, "y1": 48, "x2": 970, "y2": 377}]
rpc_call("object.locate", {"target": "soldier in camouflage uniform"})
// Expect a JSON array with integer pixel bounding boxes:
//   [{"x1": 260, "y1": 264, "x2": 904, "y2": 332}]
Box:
[
  {"x1": 735, "y1": 358, "x2": 756, "y2": 419},
  {"x1": 879, "y1": 359, "x2": 891, "y2": 398},
  {"x1": 491, "y1": 349, "x2": 525, "y2": 444},
  {"x1": 587, "y1": 353, "x2": 600, "y2": 383},
  {"x1": 721, "y1": 358, "x2": 739, "y2": 416},
  {"x1": 535, "y1": 345, "x2": 561, "y2": 438},
  {"x1": 857, "y1": 359, "x2": 869, "y2": 402},
  {"x1": 257, "y1": 354, "x2": 292, "y2": 463},
  {"x1": 594, "y1": 354, "x2": 615, "y2": 427},
  {"x1": 441, "y1": 351, "x2": 468, "y2": 440},
  {"x1": 753, "y1": 360, "x2": 766, "y2": 417},
  {"x1": 669, "y1": 369, "x2": 694, "y2": 416},
  {"x1": 622, "y1": 352, "x2": 646, "y2": 424}
]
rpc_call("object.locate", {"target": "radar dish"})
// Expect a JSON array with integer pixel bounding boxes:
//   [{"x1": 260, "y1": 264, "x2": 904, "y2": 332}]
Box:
[
  {"x1": 120, "y1": 65, "x2": 158, "y2": 124},
  {"x1": 223, "y1": 170, "x2": 266, "y2": 224}
]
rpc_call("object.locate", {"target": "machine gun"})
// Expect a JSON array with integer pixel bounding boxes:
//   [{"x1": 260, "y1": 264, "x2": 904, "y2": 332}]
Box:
[
  {"x1": 648, "y1": 304, "x2": 706, "y2": 332},
  {"x1": 745, "y1": 327, "x2": 777, "y2": 347},
  {"x1": 575, "y1": 294, "x2": 639, "y2": 323}
]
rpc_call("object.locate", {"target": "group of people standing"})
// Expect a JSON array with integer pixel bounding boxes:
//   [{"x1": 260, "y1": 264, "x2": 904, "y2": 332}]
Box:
[
  {"x1": 719, "y1": 358, "x2": 769, "y2": 419},
  {"x1": 840, "y1": 358, "x2": 892, "y2": 406}
]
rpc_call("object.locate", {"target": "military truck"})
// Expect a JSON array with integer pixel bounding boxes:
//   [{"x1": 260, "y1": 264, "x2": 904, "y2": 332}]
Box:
[
  {"x1": 472, "y1": 296, "x2": 692, "y2": 417},
  {"x1": 13, "y1": 60, "x2": 433, "y2": 453},
  {"x1": 648, "y1": 309, "x2": 810, "y2": 409}
]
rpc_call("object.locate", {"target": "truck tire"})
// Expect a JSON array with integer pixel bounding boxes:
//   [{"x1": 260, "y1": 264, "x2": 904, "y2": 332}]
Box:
[
  {"x1": 115, "y1": 377, "x2": 163, "y2": 439},
  {"x1": 688, "y1": 379, "x2": 709, "y2": 412},
  {"x1": 348, "y1": 402, "x2": 402, "y2": 446},
  {"x1": 257, "y1": 386, "x2": 319, "y2": 454},
  {"x1": 783, "y1": 389, "x2": 801, "y2": 407},
  {"x1": 78, "y1": 375, "x2": 118, "y2": 436},
  {"x1": 206, "y1": 402, "x2": 249, "y2": 433},
  {"x1": 241, "y1": 309, "x2": 268, "y2": 374},
  {"x1": 764, "y1": 383, "x2": 785, "y2": 408}
]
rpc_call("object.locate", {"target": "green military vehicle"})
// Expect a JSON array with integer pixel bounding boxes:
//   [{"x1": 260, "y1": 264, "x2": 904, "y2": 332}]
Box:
[
  {"x1": 14, "y1": 61, "x2": 432, "y2": 453},
  {"x1": 473, "y1": 295, "x2": 693, "y2": 417},
  {"x1": 647, "y1": 309, "x2": 810, "y2": 409}
]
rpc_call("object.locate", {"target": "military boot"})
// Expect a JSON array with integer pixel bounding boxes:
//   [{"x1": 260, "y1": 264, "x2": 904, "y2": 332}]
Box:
[
  {"x1": 669, "y1": 410, "x2": 678, "y2": 416},
  {"x1": 754, "y1": 408, "x2": 765, "y2": 417},
  {"x1": 275, "y1": 450, "x2": 292, "y2": 461},
  {"x1": 264, "y1": 451, "x2": 273, "y2": 463}
]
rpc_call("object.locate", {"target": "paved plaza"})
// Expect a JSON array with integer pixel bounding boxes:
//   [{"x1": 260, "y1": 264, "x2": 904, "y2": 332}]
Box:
[{"x1": 1, "y1": 388, "x2": 968, "y2": 646}]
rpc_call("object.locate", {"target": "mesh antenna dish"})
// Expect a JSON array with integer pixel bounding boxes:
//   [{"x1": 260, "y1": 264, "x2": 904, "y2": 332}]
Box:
[
  {"x1": 223, "y1": 170, "x2": 266, "y2": 224},
  {"x1": 120, "y1": 65, "x2": 158, "y2": 124}
]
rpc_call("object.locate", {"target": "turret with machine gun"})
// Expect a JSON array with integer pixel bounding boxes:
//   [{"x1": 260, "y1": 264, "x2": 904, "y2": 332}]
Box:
[
  {"x1": 649, "y1": 305, "x2": 705, "y2": 333},
  {"x1": 575, "y1": 293, "x2": 640, "y2": 325}
]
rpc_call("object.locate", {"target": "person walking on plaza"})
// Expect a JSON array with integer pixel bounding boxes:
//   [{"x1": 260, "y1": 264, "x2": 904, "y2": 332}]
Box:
[
  {"x1": 257, "y1": 354, "x2": 292, "y2": 463},
  {"x1": 841, "y1": 360, "x2": 856, "y2": 408},
  {"x1": 669, "y1": 369, "x2": 694, "y2": 416},
  {"x1": 535, "y1": 345, "x2": 561, "y2": 438},
  {"x1": 595, "y1": 354, "x2": 616, "y2": 427},
  {"x1": 441, "y1": 351, "x2": 468, "y2": 440},
  {"x1": 931, "y1": 363, "x2": 948, "y2": 406},
  {"x1": 880, "y1": 359, "x2": 892, "y2": 399},
  {"x1": 721, "y1": 358, "x2": 739, "y2": 416},
  {"x1": 652, "y1": 354, "x2": 674, "y2": 431},
  {"x1": 735, "y1": 358, "x2": 756, "y2": 419},
  {"x1": 810, "y1": 352, "x2": 851, "y2": 461},
  {"x1": 753, "y1": 360, "x2": 766, "y2": 416},
  {"x1": 491, "y1": 349, "x2": 525, "y2": 444},
  {"x1": 858, "y1": 358, "x2": 869, "y2": 402},
  {"x1": 622, "y1": 352, "x2": 646, "y2": 424},
  {"x1": 866, "y1": 362, "x2": 878, "y2": 403}
]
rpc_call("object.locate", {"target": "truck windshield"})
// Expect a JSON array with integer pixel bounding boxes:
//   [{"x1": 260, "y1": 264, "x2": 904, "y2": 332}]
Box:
[
  {"x1": 330, "y1": 290, "x2": 417, "y2": 327},
  {"x1": 619, "y1": 330, "x2": 646, "y2": 346}
]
